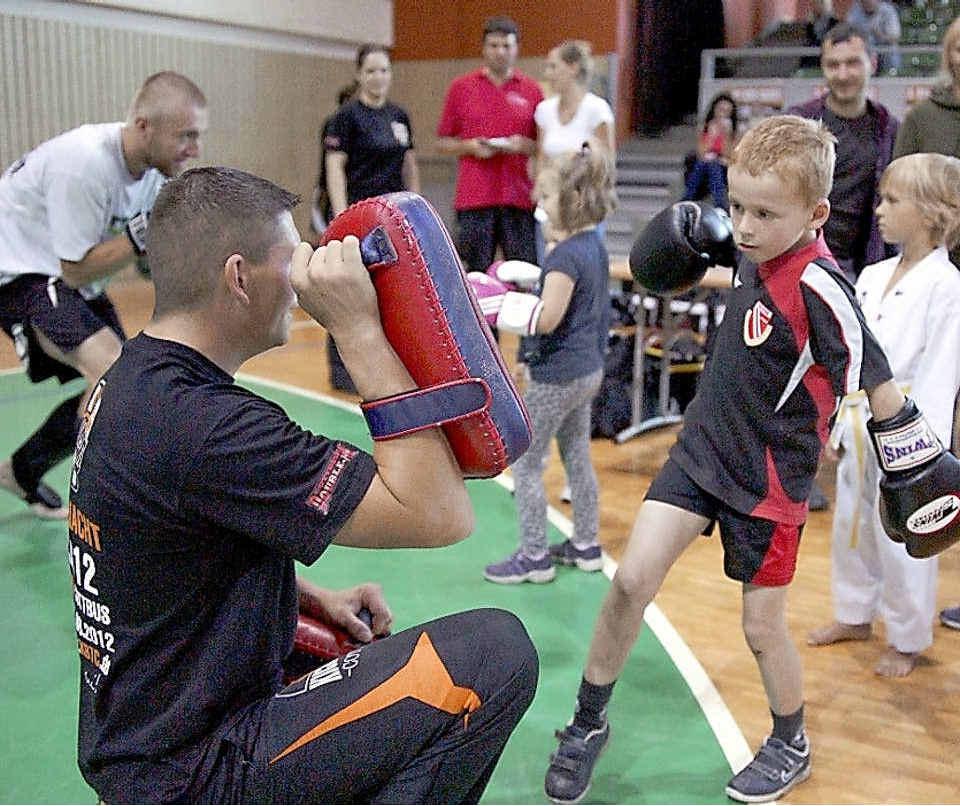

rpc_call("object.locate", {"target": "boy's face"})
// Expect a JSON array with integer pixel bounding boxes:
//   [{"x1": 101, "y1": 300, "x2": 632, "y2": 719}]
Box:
[
  {"x1": 143, "y1": 102, "x2": 207, "y2": 178},
  {"x1": 947, "y1": 34, "x2": 960, "y2": 85},
  {"x1": 727, "y1": 166, "x2": 828, "y2": 264}
]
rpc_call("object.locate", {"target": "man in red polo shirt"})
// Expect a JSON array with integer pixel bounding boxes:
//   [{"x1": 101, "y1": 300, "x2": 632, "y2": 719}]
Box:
[{"x1": 437, "y1": 16, "x2": 543, "y2": 273}]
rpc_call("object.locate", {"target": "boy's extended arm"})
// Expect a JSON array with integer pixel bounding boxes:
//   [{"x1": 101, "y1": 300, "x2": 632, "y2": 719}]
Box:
[
  {"x1": 863, "y1": 381, "x2": 960, "y2": 559},
  {"x1": 864, "y1": 378, "x2": 905, "y2": 421}
]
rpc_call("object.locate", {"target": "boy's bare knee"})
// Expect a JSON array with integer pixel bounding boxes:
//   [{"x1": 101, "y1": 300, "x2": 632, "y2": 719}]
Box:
[
  {"x1": 612, "y1": 565, "x2": 656, "y2": 608},
  {"x1": 742, "y1": 613, "x2": 780, "y2": 656}
]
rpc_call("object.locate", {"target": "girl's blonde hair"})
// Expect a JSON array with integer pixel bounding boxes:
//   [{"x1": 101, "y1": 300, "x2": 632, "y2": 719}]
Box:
[
  {"x1": 881, "y1": 153, "x2": 960, "y2": 249},
  {"x1": 553, "y1": 141, "x2": 617, "y2": 233}
]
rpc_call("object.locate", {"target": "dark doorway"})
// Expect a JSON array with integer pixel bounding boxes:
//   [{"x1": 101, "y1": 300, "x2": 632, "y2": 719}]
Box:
[{"x1": 634, "y1": 0, "x2": 726, "y2": 135}]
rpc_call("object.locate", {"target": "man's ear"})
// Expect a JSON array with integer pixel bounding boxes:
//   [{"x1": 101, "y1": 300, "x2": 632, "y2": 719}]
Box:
[
  {"x1": 223, "y1": 253, "x2": 250, "y2": 304},
  {"x1": 810, "y1": 197, "x2": 831, "y2": 231}
]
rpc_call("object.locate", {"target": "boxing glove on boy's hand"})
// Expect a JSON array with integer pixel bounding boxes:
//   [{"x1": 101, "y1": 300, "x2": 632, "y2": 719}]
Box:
[
  {"x1": 467, "y1": 272, "x2": 543, "y2": 336},
  {"x1": 629, "y1": 201, "x2": 736, "y2": 293},
  {"x1": 867, "y1": 398, "x2": 960, "y2": 558}
]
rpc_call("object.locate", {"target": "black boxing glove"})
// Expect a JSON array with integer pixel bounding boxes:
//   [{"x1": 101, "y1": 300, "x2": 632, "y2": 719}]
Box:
[
  {"x1": 629, "y1": 201, "x2": 736, "y2": 293},
  {"x1": 126, "y1": 210, "x2": 149, "y2": 256},
  {"x1": 867, "y1": 398, "x2": 960, "y2": 558}
]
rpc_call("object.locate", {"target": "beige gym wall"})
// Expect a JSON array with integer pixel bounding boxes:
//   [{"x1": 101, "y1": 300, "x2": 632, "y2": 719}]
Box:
[{"x1": 0, "y1": 1, "x2": 391, "y2": 237}]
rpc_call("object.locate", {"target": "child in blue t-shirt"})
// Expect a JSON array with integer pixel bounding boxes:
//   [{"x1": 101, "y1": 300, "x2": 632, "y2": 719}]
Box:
[{"x1": 483, "y1": 142, "x2": 617, "y2": 584}]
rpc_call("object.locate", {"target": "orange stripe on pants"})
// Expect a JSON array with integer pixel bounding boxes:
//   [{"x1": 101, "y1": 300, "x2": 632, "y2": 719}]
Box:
[{"x1": 270, "y1": 631, "x2": 481, "y2": 764}]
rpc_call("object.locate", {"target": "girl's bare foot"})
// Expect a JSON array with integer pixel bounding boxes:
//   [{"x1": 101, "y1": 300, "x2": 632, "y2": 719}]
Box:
[
  {"x1": 875, "y1": 647, "x2": 918, "y2": 678},
  {"x1": 807, "y1": 621, "x2": 872, "y2": 646}
]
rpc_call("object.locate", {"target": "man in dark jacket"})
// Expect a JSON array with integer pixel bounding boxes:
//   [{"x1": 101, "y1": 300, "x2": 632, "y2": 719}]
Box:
[
  {"x1": 893, "y1": 15, "x2": 960, "y2": 269},
  {"x1": 789, "y1": 23, "x2": 899, "y2": 282}
]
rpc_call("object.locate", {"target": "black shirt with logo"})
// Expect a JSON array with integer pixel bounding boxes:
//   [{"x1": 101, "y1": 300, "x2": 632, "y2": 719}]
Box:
[
  {"x1": 671, "y1": 236, "x2": 892, "y2": 523},
  {"x1": 324, "y1": 99, "x2": 414, "y2": 205},
  {"x1": 68, "y1": 333, "x2": 376, "y2": 797}
]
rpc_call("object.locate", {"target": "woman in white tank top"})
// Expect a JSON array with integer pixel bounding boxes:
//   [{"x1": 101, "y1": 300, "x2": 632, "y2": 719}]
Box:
[{"x1": 533, "y1": 41, "x2": 615, "y2": 262}]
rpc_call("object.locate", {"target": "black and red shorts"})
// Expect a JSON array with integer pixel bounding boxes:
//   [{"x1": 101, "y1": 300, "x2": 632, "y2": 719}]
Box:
[{"x1": 647, "y1": 457, "x2": 803, "y2": 587}]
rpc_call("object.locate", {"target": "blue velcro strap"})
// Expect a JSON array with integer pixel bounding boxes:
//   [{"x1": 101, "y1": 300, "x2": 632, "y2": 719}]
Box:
[
  {"x1": 360, "y1": 226, "x2": 398, "y2": 267},
  {"x1": 362, "y1": 378, "x2": 492, "y2": 440}
]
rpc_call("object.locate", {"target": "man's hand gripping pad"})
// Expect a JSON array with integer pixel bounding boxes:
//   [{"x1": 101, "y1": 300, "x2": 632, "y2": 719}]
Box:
[
  {"x1": 284, "y1": 614, "x2": 365, "y2": 683},
  {"x1": 323, "y1": 192, "x2": 531, "y2": 478}
]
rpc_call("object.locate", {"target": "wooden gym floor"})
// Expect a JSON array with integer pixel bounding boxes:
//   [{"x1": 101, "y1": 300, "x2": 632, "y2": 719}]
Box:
[{"x1": 1, "y1": 273, "x2": 957, "y2": 804}]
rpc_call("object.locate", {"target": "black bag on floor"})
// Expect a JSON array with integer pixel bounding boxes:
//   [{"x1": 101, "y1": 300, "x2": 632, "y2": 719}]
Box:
[{"x1": 591, "y1": 332, "x2": 634, "y2": 439}]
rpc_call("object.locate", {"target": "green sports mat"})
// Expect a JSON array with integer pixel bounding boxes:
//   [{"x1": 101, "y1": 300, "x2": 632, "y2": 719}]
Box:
[{"x1": 0, "y1": 371, "x2": 731, "y2": 804}]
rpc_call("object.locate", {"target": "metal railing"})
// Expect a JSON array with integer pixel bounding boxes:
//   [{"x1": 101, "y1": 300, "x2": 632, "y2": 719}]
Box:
[{"x1": 698, "y1": 45, "x2": 943, "y2": 122}]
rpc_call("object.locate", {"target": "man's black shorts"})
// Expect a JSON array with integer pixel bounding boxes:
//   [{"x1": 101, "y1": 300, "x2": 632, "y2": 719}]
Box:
[
  {"x1": 0, "y1": 274, "x2": 124, "y2": 382},
  {"x1": 646, "y1": 457, "x2": 804, "y2": 586},
  {"x1": 456, "y1": 207, "x2": 537, "y2": 273}
]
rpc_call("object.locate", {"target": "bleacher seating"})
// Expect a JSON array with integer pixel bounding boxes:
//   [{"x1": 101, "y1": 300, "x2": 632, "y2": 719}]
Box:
[{"x1": 901, "y1": 0, "x2": 960, "y2": 45}]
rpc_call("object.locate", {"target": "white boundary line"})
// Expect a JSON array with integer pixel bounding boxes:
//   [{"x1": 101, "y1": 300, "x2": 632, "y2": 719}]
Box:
[
  {"x1": 183, "y1": 371, "x2": 754, "y2": 774},
  {"x1": 3, "y1": 366, "x2": 752, "y2": 774},
  {"x1": 236, "y1": 372, "x2": 360, "y2": 414},
  {"x1": 492, "y1": 472, "x2": 753, "y2": 774}
]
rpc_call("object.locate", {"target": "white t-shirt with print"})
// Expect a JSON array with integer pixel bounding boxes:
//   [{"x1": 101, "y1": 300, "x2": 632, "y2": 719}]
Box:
[{"x1": 0, "y1": 122, "x2": 163, "y2": 287}]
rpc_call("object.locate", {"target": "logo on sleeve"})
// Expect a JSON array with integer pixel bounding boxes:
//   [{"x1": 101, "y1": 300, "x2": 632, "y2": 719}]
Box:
[
  {"x1": 743, "y1": 300, "x2": 773, "y2": 347},
  {"x1": 71, "y1": 379, "x2": 105, "y2": 492},
  {"x1": 306, "y1": 443, "x2": 358, "y2": 515},
  {"x1": 390, "y1": 121, "x2": 410, "y2": 147}
]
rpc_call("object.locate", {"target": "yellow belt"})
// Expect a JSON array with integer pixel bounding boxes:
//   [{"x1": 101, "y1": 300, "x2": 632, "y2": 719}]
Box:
[{"x1": 831, "y1": 385, "x2": 910, "y2": 548}]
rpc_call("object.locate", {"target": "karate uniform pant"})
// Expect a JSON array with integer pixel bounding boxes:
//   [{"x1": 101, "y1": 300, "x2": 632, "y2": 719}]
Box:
[{"x1": 832, "y1": 415, "x2": 938, "y2": 652}]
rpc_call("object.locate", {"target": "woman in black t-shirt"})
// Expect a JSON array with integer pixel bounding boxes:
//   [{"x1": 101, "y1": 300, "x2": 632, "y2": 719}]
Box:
[{"x1": 324, "y1": 44, "x2": 420, "y2": 216}]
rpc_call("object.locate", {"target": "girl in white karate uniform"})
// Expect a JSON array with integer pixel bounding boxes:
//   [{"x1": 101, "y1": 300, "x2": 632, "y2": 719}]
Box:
[{"x1": 809, "y1": 153, "x2": 960, "y2": 676}]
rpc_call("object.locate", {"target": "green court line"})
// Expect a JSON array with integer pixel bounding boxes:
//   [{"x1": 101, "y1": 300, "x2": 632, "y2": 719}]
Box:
[{"x1": 0, "y1": 372, "x2": 732, "y2": 804}]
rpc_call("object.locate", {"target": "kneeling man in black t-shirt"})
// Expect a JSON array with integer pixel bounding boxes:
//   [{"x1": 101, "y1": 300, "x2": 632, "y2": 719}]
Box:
[{"x1": 67, "y1": 166, "x2": 537, "y2": 804}]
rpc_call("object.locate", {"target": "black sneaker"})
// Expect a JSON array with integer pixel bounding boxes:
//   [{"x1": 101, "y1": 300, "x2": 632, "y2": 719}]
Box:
[
  {"x1": 0, "y1": 460, "x2": 67, "y2": 520},
  {"x1": 940, "y1": 606, "x2": 960, "y2": 630},
  {"x1": 544, "y1": 721, "x2": 610, "y2": 804},
  {"x1": 725, "y1": 733, "x2": 811, "y2": 803}
]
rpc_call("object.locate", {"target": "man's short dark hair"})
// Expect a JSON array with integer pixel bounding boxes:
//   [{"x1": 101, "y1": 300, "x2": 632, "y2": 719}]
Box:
[
  {"x1": 483, "y1": 16, "x2": 519, "y2": 40},
  {"x1": 147, "y1": 167, "x2": 300, "y2": 315},
  {"x1": 822, "y1": 22, "x2": 874, "y2": 53}
]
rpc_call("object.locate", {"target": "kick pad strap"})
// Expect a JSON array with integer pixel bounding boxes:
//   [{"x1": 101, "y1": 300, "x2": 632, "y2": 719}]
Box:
[{"x1": 362, "y1": 379, "x2": 492, "y2": 440}]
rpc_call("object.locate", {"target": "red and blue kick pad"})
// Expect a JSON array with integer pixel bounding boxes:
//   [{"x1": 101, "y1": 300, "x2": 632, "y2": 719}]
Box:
[{"x1": 322, "y1": 192, "x2": 531, "y2": 479}]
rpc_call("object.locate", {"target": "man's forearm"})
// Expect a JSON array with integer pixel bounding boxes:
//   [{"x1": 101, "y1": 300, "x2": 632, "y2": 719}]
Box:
[{"x1": 60, "y1": 234, "x2": 136, "y2": 288}]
